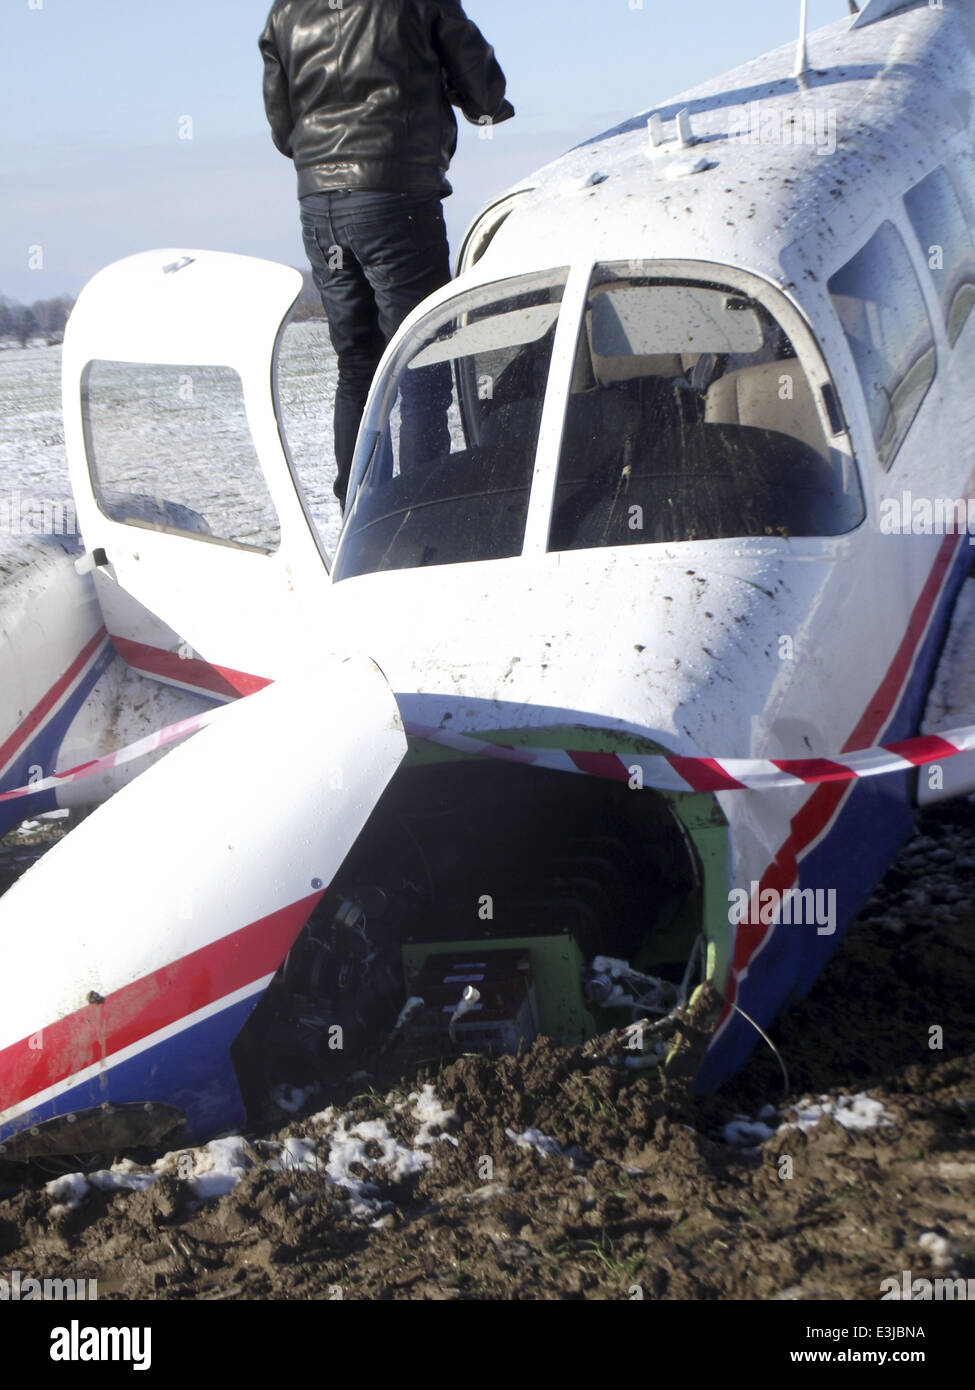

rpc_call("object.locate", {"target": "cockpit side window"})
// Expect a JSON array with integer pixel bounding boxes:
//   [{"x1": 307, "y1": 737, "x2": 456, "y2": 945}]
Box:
[
  {"x1": 828, "y1": 221, "x2": 936, "y2": 471},
  {"x1": 332, "y1": 268, "x2": 568, "y2": 580},
  {"x1": 548, "y1": 266, "x2": 864, "y2": 552}
]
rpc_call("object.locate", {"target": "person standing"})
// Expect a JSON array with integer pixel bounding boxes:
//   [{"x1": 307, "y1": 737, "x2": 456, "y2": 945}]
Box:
[{"x1": 259, "y1": 0, "x2": 514, "y2": 508}]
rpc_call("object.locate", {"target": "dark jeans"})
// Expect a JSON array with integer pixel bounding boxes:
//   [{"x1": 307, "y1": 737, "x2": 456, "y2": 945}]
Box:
[{"x1": 299, "y1": 189, "x2": 452, "y2": 507}]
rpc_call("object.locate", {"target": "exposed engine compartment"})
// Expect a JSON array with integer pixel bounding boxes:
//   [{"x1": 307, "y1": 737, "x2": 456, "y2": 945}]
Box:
[{"x1": 235, "y1": 759, "x2": 703, "y2": 1108}]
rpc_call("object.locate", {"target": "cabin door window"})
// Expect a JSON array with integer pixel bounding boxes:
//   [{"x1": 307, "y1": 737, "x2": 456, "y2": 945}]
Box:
[{"x1": 82, "y1": 360, "x2": 281, "y2": 553}]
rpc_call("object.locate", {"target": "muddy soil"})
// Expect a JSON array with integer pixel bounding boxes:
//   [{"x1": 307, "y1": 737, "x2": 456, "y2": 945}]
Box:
[{"x1": 1, "y1": 803, "x2": 973, "y2": 1301}]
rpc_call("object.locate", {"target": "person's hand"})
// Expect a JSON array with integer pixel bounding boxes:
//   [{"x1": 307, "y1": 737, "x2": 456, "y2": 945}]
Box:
[{"x1": 461, "y1": 98, "x2": 514, "y2": 127}]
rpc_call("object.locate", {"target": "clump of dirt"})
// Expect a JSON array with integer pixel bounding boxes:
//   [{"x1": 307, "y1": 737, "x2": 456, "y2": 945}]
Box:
[{"x1": 1, "y1": 803, "x2": 974, "y2": 1299}]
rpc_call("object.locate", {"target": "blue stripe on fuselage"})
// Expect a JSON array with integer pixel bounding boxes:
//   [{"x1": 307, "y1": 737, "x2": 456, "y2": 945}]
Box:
[
  {"x1": 0, "y1": 990, "x2": 262, "y2": 1150},
  {"x1": 0, "y1": 640, "x2": 116, "y2": 841},
  {"x1": 697, "y1": 536, "x2": 972, "y2": 1091}
]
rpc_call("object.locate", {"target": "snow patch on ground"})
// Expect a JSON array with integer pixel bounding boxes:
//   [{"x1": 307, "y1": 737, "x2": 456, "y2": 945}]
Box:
[
  {"x1": 186, "y1": 1138, "x2": 259, "y2": 1200},
  {"x1": 723, "y1": 1117, "x2": 778, "y2": 1146},
  {"x1": 723, "y1": 1092, "x2": 895, "y2": 1147},
  {"x1": 785, "y1": 1094, "x2": 895, "y2": 1133},
  {"x1": 506, "y1": 1127, "x2": 563, "y2": 1159},
  {"x1": 45, "y1": 1085, "x2": 458, "y2": 1222},
  {"x1": 322, "y1": 1115, "x2": 430, "y2": 1217},
  {"x1": 269, "y1": 1083, "x2": 318, "y2": 1115},
  {"x1": 505, "y1": 1126, "x2": 590, "y2": 1173},
  {"x1": 47, "y1": 1137, "x2": 260, "y2": 1213},
  {"x1": 45, "y1": 1172, "x2": 91, "y2": 1218},
  {"x1": 918, "y1": 1231, "x2": 954, "y2": 1270},
  {"x1": 406, "y1": 1084, "x2": 459, "y2": 1148}
]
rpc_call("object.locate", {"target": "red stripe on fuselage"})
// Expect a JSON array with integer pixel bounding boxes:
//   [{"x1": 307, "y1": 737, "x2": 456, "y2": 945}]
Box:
[
  {"x1": 728, "y1": 532, "x2": 962, "y2": 986},
  {"x1": 0, "y1": 627, "x2": 108, "y2": 778},
  {"x1": 0, "y1": 891, "x2": 323, "y2": 1118},
  {"x1": 111, "y1": 637, "x2": 272, "y2": 700}
]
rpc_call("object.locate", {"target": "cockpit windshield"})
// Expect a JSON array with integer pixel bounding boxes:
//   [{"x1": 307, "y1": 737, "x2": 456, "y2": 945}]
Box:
[
  {"x1": 332, "y1": 269, "x2": 568, "y2": 580},
  {"x1": 549, "y1": 265, "x2": 864, "y2": 550},
  {"x1": 332, "y1": 262, "x2": 863, "y2": 582}
]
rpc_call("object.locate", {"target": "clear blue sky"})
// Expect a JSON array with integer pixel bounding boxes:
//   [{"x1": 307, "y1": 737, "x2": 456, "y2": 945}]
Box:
[{"x1": 0, "y1": 0, "x2": 854, "y2": 304}]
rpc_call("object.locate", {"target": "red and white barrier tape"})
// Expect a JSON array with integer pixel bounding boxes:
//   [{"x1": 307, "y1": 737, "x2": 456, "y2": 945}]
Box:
[
  {"x1": 0, "y1": 709, "x2": 219, "y2": 806},
  {"x1": 402, "y1": 721, "x2": 975, "y2": 794},
  {"x1": 1, "y1": 710, "x2": 971, "y2": 808}
]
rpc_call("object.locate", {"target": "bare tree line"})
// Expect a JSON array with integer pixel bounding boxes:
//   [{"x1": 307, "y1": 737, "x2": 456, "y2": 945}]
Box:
[
  {"x1": 0, "y1": 293, "x2": 76, "y2": 347},
  {"x1": 290, "y1": 270, "x2": 327, "y2": 322},
  {"x1": 0, "y1": 271, "x2": 321, "y2": 349}
]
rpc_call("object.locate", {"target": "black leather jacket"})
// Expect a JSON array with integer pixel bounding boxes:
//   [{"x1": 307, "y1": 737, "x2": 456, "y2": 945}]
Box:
[{"x1": 259, "y1": 0, "x2": 514, "y2": 198}]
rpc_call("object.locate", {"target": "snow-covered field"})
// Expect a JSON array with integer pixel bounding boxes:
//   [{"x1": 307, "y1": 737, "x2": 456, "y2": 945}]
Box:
[
  {"x1": 0, "y1": 321, "x2": 343, "y2": 566},
  {"x1": 0, "y1": 345, "x2": 70, "y2": 528}
]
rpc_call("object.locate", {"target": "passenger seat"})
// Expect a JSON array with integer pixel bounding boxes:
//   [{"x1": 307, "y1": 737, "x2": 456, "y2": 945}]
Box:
[{"x1": 704, "y1": 361, "x2": 826, "y2": 454}]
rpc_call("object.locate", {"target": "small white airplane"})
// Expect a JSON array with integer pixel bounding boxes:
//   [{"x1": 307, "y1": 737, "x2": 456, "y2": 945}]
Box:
[{"x1": 3, "y1": 0, "x2": 975, "y2": 1160}]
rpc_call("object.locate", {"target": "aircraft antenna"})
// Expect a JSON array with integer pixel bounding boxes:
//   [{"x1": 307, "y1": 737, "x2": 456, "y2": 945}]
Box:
[{"x1": 794, "y1": 0, "x2": 810, "y2": 78}]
